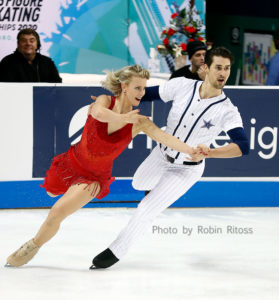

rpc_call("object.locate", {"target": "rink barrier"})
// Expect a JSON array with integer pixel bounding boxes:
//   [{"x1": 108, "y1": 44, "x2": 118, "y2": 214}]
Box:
[
  {"x1": 0, "y1": 84, "x2": 279, "y2": 208},
  {"x1": 0, "y1": 179, "x2": 278, "y2": 209}
]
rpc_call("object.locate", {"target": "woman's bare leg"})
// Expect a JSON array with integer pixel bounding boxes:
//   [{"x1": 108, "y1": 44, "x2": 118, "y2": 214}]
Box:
[
  {"x1": 6, "y1": 182, "x2": 100, "y2": 266},
  {"x1": 47, "y1": 191, "x2": 58, "y2": 198},
  {"x1": 34, "y1": 182, "x2": 100, "y2": 246}
]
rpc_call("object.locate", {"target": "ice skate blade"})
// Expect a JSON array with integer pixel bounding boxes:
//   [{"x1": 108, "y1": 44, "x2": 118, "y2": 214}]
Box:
[
  {"x1": 4, "y1": 263, "x2": 17, "y2": 268},
  {"x1": 89, "y1": 264, "x2": 101, "y2": 270}
]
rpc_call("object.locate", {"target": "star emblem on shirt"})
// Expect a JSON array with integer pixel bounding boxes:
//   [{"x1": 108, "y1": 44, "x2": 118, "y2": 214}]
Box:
[{"x1": 201, "y1": 119, "x2": 214, "y2": 129}]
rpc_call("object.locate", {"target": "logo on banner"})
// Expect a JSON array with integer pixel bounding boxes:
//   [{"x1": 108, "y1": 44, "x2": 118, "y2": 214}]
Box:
[
  {"x1": 212, "y1": 118, "x2": 278, "y2": 160},
  {"x1": 0, "y1": 0, "x2": 42, "y2": 30},
  {"x1": 68, "y1": 105, "x2": 89, "y2": 145}
]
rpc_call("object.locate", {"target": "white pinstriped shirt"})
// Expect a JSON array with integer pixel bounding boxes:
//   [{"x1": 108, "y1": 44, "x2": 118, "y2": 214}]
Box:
[{"x1": 158, "y1": 77, "x2": 243, "y2": 164}]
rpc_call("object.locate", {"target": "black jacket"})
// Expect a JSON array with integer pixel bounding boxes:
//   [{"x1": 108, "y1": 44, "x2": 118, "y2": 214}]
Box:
[
  {"x1": 0, "y1": 50, "x2": 62, "y2": 83},
  {"x1": 170, "y1": 65, "x2": 201, "y2": 81}
]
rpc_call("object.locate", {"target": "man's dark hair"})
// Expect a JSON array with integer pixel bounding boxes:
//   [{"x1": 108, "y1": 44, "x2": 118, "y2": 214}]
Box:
[
  {"x1": 17, "y1": 29, "x2": 41, "y2": 51},
  {"x1": 205, "y1": 47, "x2": 234, "y2": 67}
]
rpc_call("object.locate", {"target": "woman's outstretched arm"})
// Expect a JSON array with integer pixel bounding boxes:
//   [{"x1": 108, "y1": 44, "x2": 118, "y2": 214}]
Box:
[
  {"x1": 133, "y1": 118, "x2": 194, "y2": 155},
  {"x1": 89, "y1": 95, "x2": 147, "y2": 124}
]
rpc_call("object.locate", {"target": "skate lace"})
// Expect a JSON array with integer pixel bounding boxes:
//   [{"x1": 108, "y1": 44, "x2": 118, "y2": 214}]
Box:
[{"x1": 18, "y1": 241, "x2": 37, "y2": 257}]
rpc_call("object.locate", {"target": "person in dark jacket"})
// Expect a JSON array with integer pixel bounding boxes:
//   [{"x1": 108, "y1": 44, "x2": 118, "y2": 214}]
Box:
[
  {"x1": 0, "y1": 29, "x2": 62, "y2": 83},
  {"x1": 266, "y1": 29, "x2": 279, "y2": 85},
  {"x1": 170, "y1": 40, "x2": 207, "y2": 81}
]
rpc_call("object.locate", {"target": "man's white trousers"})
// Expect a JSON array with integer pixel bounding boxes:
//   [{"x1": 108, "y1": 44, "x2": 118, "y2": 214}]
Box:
[{"x1": 110, "y1": 146, "x2": 205, "y2": 259}]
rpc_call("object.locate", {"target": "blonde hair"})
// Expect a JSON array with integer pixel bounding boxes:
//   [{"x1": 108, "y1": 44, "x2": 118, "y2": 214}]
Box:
[{"x1": 101, "y1": 65, "x2": 150, "y2": 96}]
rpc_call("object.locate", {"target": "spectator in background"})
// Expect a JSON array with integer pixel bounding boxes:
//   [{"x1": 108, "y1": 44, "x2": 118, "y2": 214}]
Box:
[
  {"x1": 0, "y1": 29, "x2": 62, "y2": 83},
  {"x1": 170, "y1": 40, "x2": 207, "y2": 81},
  {"x1": 266, "y1": 29, "x2": 279, "y2": 85}
]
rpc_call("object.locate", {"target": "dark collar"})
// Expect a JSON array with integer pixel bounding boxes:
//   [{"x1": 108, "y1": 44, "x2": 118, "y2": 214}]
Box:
[{"x1": 14, "y1": 49, "x2": 40, "y2": 63}]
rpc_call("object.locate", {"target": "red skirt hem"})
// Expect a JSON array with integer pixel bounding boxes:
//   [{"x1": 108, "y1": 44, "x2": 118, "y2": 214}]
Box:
[{"x1": 40, "y1": 147, "x2": 114, "y2": 200}]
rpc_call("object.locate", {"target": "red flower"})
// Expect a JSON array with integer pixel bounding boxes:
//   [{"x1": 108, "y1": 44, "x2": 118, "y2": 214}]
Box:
[
  {"x1": 180, "y1": 43, "x2": 187, "y2": 51},
  {"x1": 188, "y1": 38, "x2": 195, "y2": 42},
  {"x1": 184, "y1": 26, "x2": 197, "y2": 34},
  {"x1": 167, "y1": 28, "x2": 176, "y2": 36},
  {"x1": 171, "y1": 13, "x2": 179, "y2": 19},
  {"x1": 197, "y1": 36, "x2": 204, "y2": 41},
  {"x1": 162, "y1": 29, "x2": 167, "y2": 35},
  {"x1": 163, "y1": 38, "x2": 169, "y2": 45}
]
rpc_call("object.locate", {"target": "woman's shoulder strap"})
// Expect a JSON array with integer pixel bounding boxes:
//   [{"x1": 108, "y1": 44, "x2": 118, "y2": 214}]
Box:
[{"x1": 109, "y1": 95, "x2": 116, "y2": 109}]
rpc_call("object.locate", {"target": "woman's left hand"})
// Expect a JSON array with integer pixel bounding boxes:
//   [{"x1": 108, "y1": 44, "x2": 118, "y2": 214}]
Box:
[{"x1": 188, "y1": 144, "x2": 210, "y2": 161}]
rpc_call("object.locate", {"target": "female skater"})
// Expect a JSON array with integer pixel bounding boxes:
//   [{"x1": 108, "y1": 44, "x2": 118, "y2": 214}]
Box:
[{"x1": 6, "y1": 65, "x2": 195, "y2": 267}]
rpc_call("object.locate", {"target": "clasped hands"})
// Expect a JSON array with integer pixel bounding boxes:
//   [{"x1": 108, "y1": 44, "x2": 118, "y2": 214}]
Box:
[{"x1": 188, "y1": 144, "x2": 211, "y2": 162}]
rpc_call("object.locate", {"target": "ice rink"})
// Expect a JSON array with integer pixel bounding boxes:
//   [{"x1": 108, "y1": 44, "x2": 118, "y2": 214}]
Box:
[{"x1": 1, "y1": 207, "x2": 279, "y2": 300}]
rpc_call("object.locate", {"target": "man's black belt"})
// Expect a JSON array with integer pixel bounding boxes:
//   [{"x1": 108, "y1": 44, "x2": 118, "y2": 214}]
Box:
[{"x1": 165, "y1": 154, "x2": 203, "y2": 165}]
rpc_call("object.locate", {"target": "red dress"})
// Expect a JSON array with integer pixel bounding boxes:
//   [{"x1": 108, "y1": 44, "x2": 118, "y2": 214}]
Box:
[{"x1": 41, "y1": 96, "x2": 133, "y2": 199}]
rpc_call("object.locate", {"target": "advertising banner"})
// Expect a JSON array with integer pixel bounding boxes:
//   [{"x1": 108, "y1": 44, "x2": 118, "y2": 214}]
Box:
[
  {"x1": 0, "y1": 0, "x2": 63, "y2": 58},
  {"x1": 0, "y1": 0, "x2": 205, "y2": 74},
  {"x1": 33, "y1": 86, "x2": 279, "y2": 179}
]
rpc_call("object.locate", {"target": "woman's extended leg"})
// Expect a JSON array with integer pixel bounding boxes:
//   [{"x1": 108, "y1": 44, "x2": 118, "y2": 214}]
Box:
[
  {"x1": 6, "y1": 182, "x2": 100, "y2": 267},
  {"x1": 34, "y1": 183, "x2": 100, "y2": 246}
]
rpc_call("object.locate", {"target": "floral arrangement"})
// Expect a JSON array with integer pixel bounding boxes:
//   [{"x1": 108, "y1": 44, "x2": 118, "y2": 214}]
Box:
[{"x1": 157, "y1": 1, "x2": 204, "y2": 58}]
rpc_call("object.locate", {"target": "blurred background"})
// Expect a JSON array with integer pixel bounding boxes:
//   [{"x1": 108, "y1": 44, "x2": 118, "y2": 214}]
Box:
[{"x1": 1, "y1": 0, "x2": 279, "y2": 84}]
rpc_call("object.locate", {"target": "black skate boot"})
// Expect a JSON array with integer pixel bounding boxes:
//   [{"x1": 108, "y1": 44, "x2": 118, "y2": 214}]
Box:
[{"x1": 89, "y1": 248, "x2": 119, "y2": 269}]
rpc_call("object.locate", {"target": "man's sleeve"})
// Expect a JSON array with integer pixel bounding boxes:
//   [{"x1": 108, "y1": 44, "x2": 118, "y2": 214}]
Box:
[
  {"x1": 221, "y1": 103, "x2": 249, "y2": 155},
  {"x1": 48, "y1": 58, "x2": 62, "y2": 83},
  {"x1": 159, "y1": 77, "x2": 187, "y2": 102},
  {"x1": 0, "y1": 58, "x2": 15, "y2": 82},
  {"x1": 142, "y1": 86, "x2": 161, "y2": 101},
  {"x1": 221, "y1": 104, "x2": 243, "y2": 132},
  {"x1": 0, "y1": 60, "x2": 5, "y2": 81},
  {"x1": 142, "y1": 77, "x2": 187, "y2": 102},
  {"x1": 227, "y1": 127, "x2": 249, "y2": 155}
]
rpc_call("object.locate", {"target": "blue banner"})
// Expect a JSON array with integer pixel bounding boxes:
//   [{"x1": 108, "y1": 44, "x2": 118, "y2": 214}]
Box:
[
  {"x1": 204, "y1": 88, "x2": 279, "y2": 177},
  {"x1": 33, "y1": 86, "x2": 279, "y2": 179}
]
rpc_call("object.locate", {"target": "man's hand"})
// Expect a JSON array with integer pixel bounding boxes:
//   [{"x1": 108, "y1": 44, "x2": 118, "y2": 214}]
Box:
[
  {"x1": 197, "y1": 144, "x2": 211, "y2": 156},
  {"x1": 87, "y1": 102, "x2": 95, "y2": 116},
  {"x1": 197, "y1": 65, "x2": 206, "y2": 81},
  {"x1": 189, "y1": 149, "x2": 205, "y2": 162},
  {"x1": 188, "y1": 144, "x2": 211, "y2": 162},
  {"x1": 87, "y1": 96, "x2": 97, "y2": 116}
]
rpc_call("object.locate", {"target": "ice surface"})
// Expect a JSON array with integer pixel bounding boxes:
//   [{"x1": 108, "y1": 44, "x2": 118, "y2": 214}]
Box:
[{"x1": 1, "y1": 207, "x2": 278, "y2": 300}]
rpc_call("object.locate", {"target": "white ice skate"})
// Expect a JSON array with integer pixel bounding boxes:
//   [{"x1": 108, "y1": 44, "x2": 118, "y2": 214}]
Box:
[{"x1": 5, "y1": 239, "x2": 40, "y2": 267}]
